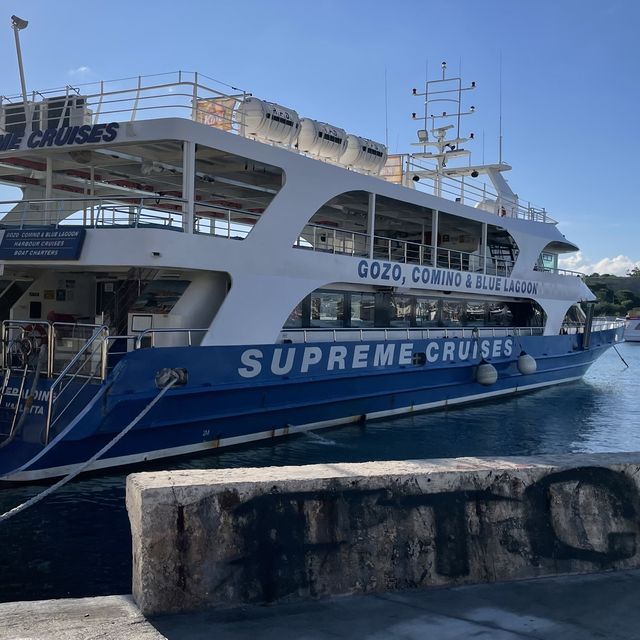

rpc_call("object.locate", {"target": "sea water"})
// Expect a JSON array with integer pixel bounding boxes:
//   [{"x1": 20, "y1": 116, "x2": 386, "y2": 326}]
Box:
[{"x1": 0, "y1": 343, "x2": 638, "y2": 602}]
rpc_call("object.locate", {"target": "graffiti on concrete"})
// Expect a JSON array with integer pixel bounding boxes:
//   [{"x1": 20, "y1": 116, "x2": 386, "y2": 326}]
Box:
[{"x1": 190, "y1": 465, "x2": 640, "y2": 602}]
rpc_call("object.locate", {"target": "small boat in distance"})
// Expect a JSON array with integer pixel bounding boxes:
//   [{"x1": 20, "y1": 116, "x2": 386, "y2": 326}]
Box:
[
  {"x1": 0, "y1": 60, "x2": 624, "y2": 483},
  {"x1": 624, "y1": 309, "x2": 640, "y2": 342}
]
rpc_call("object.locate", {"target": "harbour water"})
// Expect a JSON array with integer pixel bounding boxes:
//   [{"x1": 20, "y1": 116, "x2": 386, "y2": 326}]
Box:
[{"x1": 0, "y1": 343, "x2": 638, "y2": 603}]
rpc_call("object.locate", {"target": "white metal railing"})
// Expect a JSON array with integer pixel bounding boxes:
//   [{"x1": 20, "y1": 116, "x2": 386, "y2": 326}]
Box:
[
  {"x1": 294, "y1": 222, "x2": 586, "y2": 279},
  {"x1": 280, "y1": 326, "x2": 545, "y2": 343},
  {"x1": 1, "y1": 71, "x2": 247, "y2": 134},
  {"x1": 134, "y1": 327, "x2": 208, "y2": 349},
  {"x1": 281, "y1": 320, "x2": 623, "y2": 343},
  {"x1": 535, "y1": 265, "x2": 586, "y2": 277},
  {"x1": 0, "y1": 196, "x2": 263, "y2": 239},
  {"x1": 294, "y1": 222, "x2": 515, "y2": 276},
  {"x1": 0, "y1": 196, "x2": 184, "y2": 229},
  {"x1": 44, "y1": 324, "x2": 109, "y2": 443},
  {"x1": 194, "y1": 206, "x2": 261, "y2": 239},
  {"x1": 400, "y1": 155, "x2": 556, "y2": 224}
]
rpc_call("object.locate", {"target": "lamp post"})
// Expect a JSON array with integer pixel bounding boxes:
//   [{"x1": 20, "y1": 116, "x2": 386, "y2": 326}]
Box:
[{"x1": 11, "y1": 15, "x2": 30, "y2": 130}]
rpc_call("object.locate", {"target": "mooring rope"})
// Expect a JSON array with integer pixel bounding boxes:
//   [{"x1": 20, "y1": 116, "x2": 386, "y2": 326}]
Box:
[
  {"x1": 613, "y1": 345, "x2": 629, "y2": 368},
  {"x1": 0, "y1": 371, "x2": 179, "y2": 524}
]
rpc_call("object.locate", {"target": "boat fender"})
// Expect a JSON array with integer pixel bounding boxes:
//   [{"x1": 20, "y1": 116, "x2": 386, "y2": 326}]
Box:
[
  {"x1": 155, "y1": 367, "x2": 188, "y2": 388},
  {"x1": 517, "y1": 352, "x2": 537, "y2": 375},
  {"x1": 476, "y1": 361, "x2": 498, "y2": 386}
]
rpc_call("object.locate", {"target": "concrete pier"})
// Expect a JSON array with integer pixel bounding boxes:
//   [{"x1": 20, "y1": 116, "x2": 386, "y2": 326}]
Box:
[
  {"x1": 126, "y1": 452, "x2": 640, "y2": 615},
  {"x1": 0, "y1": 595, "x2": 165, "y2": 640},
  {"x1": 3, "y1": 570, "x2": 640, "y2": 639}
]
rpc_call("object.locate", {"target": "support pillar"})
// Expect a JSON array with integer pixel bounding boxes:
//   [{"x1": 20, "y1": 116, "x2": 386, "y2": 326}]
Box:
[
  {"x1": 367, "y1": 193, "x2": 376, "y2": 259},
  {"x1": 431, "y1": 210, "x2": 439, "y2": 267},
  {"x1": 182, "y1": 141, "x2": 195, "y2": 233}
]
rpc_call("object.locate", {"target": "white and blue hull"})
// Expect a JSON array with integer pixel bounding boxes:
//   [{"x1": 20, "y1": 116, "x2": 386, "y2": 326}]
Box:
[{"x1": 0, "y1": 327, "x2": 621, "y2": 482}]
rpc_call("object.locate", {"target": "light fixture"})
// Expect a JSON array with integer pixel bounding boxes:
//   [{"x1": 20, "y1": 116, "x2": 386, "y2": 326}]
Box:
[
  {"x1": 412, "y1": 175, "x2": 420, "y2": 182},
  {"x1": 11, "y1": 15, "x2": 28, "y2": 30}
]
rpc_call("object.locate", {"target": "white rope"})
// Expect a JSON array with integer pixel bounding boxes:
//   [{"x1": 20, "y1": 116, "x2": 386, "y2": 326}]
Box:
[{"x1": 0, "y1": 372, "x2": 179, "y2": 524}]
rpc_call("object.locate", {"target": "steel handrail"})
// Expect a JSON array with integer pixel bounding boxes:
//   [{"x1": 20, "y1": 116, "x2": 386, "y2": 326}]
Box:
[
  {"x1": 134, "y1": 328, "x2": 208, "y2": 349},
  {"x1": 280, "y1": 325, "x2": 546, "y2": 343},
  {"x1": 44, "y1": 325, "x2": 108, "y2": 444}
]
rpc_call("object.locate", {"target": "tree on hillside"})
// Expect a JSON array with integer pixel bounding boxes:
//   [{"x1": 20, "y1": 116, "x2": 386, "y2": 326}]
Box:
[{"x1": 627, "y1": 265, "x2": 640, "y2": 277}]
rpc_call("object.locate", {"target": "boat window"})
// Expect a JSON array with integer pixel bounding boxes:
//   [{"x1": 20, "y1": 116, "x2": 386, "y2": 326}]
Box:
[
  {"x1": 310, "y1": 291, "x2": 345, "y2": 327},
  {"x1": 487, "y1": 302, "x2": 514, "y2": 327},
  {"x1": 441, "y1": 299, "x2": 467, "y2": 326},
  {"x1": 129, "y1": 280, "x2": 190, "y2": 314},
  {"x1": 350, "y1": 292, "x2": 375, "y2": 327},
  {"x1": 389, "y1": 294, "x2": 413, "y2": 327},
  {"x1": 536, "y1": 251, "x2": 558, "y2": 271},
  {"x1": 287, "y1": 289, "x2": 546, "y2": 331},
  {"x1": 415, "y1": 298, "x2": 440, "y2": 327}
]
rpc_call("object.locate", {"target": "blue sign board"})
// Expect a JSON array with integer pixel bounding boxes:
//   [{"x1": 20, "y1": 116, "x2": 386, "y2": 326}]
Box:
[{"x1": 0, "y1": 228, "x2": 86, "y2": 260}]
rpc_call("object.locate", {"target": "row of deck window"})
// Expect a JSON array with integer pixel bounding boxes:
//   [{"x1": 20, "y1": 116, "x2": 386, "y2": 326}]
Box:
[{"x1": 284, "y1": 290, "x2": 545, "y2": 329}]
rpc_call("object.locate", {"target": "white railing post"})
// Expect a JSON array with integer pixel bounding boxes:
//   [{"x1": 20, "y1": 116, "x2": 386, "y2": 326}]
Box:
[
  {"x1": 131, "y1": 76, "x2": 142, "y2": 121},
  {"x1": 192, "y1": 72, "x2": 199, "y2": 121}
]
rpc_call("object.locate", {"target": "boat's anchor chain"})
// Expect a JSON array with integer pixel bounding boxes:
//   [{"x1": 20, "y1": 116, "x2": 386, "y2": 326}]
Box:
[{"x1": 0, "y1": 368, "x2": 184, "y2": 524}]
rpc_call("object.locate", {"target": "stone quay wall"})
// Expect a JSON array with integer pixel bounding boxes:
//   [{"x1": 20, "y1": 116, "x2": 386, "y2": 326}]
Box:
[{"x1": 127, "y1": 453, "x2": 640, "y2": 615}]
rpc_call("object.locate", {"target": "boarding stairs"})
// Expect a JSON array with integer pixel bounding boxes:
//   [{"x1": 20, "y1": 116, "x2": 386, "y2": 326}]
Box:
[{"x1": 0, "y1": 321, "x2": 109, "y2": 446}]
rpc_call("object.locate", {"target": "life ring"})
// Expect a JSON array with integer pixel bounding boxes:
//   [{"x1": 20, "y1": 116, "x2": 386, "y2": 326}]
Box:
[{"x1": 22, "y1": 323, "x2": 47, "y2": 350}]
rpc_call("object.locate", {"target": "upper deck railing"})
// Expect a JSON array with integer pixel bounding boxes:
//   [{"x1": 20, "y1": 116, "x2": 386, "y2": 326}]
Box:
[
  {"x1": 397, "y1": 156, "x2": 555, "y2": 224},
  {"x1": 0, "y1": 195, "x2": 582, "y2": 278},
  {"x1": 0, "y1": 196, "x2": 260, "y2": 239},
  {"x1": 294, "y1": 222, "x2": 585, "y2": 278},
  {"x1": 0, "y1": 71, "x2": 246, "y2": 134},
  {"x1": 0, "y1": 71, "x2": 554, "y2": 223}
]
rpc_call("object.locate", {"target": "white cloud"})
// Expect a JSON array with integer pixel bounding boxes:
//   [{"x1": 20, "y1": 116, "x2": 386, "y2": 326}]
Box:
[
  {"x1": 559, "y1": 252, "x2": 639, "y2": 276},
  {"x1": 68, "y1": 65, "x2": 91, "y2": 76}
]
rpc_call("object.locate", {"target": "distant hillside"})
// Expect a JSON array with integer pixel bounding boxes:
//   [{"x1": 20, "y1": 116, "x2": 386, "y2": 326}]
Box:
[
  {"x1": 583, "y1": 275, "x2": 640, "y2": 316},
  {"x1": 584, "y1": 275, "x2": 640, "y2": 296}
]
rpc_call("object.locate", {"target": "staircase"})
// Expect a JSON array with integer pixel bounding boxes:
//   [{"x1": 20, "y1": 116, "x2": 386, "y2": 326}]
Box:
[{"x1": 100, "y1": 268, "x2": 158, "y2": 335}]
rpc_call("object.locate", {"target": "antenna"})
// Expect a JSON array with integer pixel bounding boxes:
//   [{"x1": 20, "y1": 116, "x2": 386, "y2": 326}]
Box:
[
  {"x1": 384, "y1": 67, "x2": 389, "y2": 148},
  {"x1": 498, "y1": 52, "x2": 503, "y2": 164}
]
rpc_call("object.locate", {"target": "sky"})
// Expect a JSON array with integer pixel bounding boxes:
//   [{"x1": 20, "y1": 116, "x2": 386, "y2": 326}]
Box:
[{"x1": 1, "y1": 0, "x2": 639, "y2": 275}]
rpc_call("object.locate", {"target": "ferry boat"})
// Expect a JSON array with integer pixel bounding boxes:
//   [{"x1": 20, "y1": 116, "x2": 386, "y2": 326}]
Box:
[
  {"x1": 624, "y1": 309, "x2": 640, "y2": 342},
  {"x1": 0, "y1": 62, "x2": 623, "y2": 483}
]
